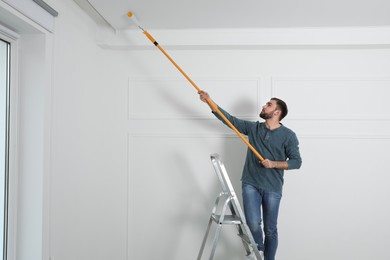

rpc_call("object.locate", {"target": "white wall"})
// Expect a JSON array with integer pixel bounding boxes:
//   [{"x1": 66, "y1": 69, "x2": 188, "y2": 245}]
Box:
[
  {"x1": 15, "y1": 1, "x2": 390, "y2": 260},
  {"x1": 123, "y1": 49, "x2": 390, "y2": 260},
  {"x1": 0, "y1": 1, "x2": 55, "y2": 259},
  {"x1": 48, "y1": 1, "x2": 128, "y2": 259},
  {"x1": 17, "y1": 33, "x2": 47, "y2": 260}
]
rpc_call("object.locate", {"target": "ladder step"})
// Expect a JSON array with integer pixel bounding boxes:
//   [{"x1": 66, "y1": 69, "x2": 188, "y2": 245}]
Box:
[
  {"x1": 238, "y1": 233, "x2": 251, "y2": 244},
  {"x1": 211, "y1": 214, "x2": 242, "y2": 224}
]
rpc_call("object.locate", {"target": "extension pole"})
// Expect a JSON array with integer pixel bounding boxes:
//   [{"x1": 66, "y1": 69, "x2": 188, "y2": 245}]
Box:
[{"x1": 127, "y1": 12, "x2": 264, "y2": 161}]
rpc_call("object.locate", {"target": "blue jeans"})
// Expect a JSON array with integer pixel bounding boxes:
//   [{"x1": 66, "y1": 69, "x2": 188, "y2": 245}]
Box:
[{"x1": 242, "y1": 183, "x2": 282, "y2": 260}]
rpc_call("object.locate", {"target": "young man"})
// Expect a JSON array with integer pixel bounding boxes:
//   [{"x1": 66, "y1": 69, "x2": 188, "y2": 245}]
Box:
[{"x1": 198, "y1": 90, "x2": 302, "y2": 260}]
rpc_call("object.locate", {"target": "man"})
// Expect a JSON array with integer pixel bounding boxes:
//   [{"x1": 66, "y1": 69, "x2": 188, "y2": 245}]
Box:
[{"x1": 198, "y1": 90, "x2": 302, "y2": 260}]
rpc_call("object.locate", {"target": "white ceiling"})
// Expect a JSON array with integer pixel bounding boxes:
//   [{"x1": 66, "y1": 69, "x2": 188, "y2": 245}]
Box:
[{"x1": 77, "y1": 0, "x2": 390, "y2": 31}]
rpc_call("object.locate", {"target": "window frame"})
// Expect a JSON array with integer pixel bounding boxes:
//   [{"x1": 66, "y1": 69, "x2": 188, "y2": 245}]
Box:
[{"x1": 0, "y1": 24, "x2": 19, "y2": 260}]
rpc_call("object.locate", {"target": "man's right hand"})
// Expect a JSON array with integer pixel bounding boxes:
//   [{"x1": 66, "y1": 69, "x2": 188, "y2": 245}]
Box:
[
  {"x1": 198, "y1": 90, "x2": 218, "y2": 111},
  {"x1": 198, "y1": 90, "x2": 210, "y2": 103}
]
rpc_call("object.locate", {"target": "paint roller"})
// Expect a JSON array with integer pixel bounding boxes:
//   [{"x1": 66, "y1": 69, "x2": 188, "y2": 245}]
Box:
[{"x1": 127, "y1": 11, "x2": 264, "y2": 161}]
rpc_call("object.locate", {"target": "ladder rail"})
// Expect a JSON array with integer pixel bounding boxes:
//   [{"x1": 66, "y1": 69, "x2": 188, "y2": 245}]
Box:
[
  {"x1": 197, "y1": 154, "x2": 263, "y2": 260},
  {"x1": 211, "y1": 154, "x2": 262, "y2": 260}
]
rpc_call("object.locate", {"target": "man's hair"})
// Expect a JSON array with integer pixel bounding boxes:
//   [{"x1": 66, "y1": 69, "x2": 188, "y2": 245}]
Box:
[{"x1": 271, "y1": 97, "x2": 288, "y2": 121}]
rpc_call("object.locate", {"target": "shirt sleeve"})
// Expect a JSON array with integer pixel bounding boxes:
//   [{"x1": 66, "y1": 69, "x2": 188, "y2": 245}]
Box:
[
  {"x1": 285, "y1": 133, "x2": 302, "y2": 170},
  {"x1": 212, "y1": 106, "x2": 253, "y2": 135}
]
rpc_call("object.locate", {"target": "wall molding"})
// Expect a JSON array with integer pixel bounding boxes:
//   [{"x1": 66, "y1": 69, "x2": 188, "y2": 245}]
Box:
[
  {"x1": 128, "y1": 76, "x2": 390, "y2": 121},
  {"x1": 271, "y1": 76, "x2": 390, "y2": 121},
  {"x1": 128, "y1": 76, "x2": 261, "y2": 120},
  {"x1": 96, "y1": 26, "x2": 390, "y2": 50},
  {"x1": 128, "y1": 132, "x2": 390, "y2": 140}
]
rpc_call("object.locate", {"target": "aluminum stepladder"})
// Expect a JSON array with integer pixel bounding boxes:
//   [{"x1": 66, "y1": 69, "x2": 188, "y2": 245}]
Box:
[{"x1": 197, "y1": 154, "x2": 263, "y2": 260}]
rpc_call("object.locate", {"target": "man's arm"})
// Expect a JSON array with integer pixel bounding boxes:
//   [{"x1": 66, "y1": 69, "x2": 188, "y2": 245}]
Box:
[
  {"x1": 261, "y1": 132, "x2": 302, "y2": 170},
  {"x1": 261, "y1": 159, "x2": 289, "y2": 170},
  {"x1": 198, "y1": 90, "x2": 217, "y2": 112},
  {"x1": 285, "y1": 133, "x2": 302, "y2": 170},
  {"x1": 198, "y1": 90, "x2": 253, "y2": 136}
]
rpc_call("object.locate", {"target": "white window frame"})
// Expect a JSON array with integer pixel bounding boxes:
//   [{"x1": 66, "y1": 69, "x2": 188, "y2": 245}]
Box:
[{"x1": 0, "y1": 23, "x2": 20, "y2": 260}]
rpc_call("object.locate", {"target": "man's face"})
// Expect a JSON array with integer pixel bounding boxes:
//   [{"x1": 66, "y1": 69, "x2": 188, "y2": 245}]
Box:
[{"x1": 260, "y1": 100, "x2": 279, "y2": 120}]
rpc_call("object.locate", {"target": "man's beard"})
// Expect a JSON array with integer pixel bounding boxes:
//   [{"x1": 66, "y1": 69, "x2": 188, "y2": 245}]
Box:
[{"x1": 260, "y1": 110, "x2": 274, "y2": 120}]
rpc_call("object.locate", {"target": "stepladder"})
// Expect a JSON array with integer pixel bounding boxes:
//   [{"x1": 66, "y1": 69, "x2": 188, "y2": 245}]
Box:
[{"x1": 197, "y1": 154, "x2": 263, "y2": 260}]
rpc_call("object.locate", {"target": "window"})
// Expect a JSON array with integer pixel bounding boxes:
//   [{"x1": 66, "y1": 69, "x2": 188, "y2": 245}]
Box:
[{"x1": 0, "y1": 38, "x2": 10, "y2": 260}]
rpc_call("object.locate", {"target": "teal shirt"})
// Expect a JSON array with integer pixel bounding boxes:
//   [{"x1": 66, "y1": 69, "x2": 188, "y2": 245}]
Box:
[{"x1": 213, "y1": 107, "x2": 302, "y2": 193}]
